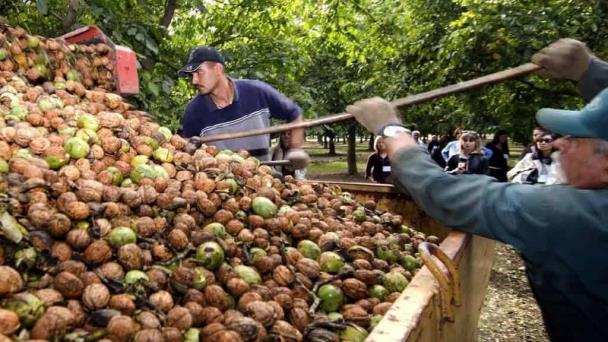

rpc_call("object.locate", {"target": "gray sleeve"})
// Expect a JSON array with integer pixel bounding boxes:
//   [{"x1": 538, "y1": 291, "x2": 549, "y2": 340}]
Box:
[
  {"x1": 578, "y1": 58, "x2": 608, "y2": 101},
  {"x1": 391, "y1": 147, "x2": 565, "y2": 259}
]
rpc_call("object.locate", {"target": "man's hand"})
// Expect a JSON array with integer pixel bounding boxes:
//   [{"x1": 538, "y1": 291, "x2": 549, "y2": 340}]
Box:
[
  {"x1": 532, "y1": 38, "x2": 594, "y2": 81},
  {"x1": 346, "y1": 97, "x2": 401, "y2": 134},
  {"x1": 285, "y1": 148, "x2": 310, "y2": 169}
]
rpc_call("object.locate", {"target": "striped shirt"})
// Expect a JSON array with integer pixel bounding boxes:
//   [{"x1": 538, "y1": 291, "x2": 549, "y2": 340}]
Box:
[{"x1": 182, "y1": 79, "x2": 301, "y2": 160}]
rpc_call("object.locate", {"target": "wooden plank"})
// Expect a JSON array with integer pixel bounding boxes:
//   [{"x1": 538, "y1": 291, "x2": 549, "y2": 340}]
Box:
[{"x1": 306, "y1": 180, "x2": 400, "y2": 194}]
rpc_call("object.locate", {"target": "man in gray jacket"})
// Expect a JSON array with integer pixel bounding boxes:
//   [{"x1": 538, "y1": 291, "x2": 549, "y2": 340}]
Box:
[{"x1": 345, "y1": 42, "x2": 608, "y2": 341}]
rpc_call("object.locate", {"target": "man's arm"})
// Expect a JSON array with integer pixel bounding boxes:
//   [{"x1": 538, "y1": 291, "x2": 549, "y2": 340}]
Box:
[
  {"x1": 389, "y1": 139, "x2": 554, "y2": 260},
  {"x1": 345, "y1": 97, "x2": 559, "y2": 260},
  {"x1": 532, "y1": 38, "x2": 608, "y2": 101},
  {"x1": 255, "y1": 80, "x2": 302, "y2": 121},
  {"x1": 254, "y1": 81, "x2": 308, "y2": 167},
  {"x1": 578, "y1": 59, "x2": 608, "y2": 101},
  {"x1": 287, "y1": 115, "x2": 305, "y2": 149}
]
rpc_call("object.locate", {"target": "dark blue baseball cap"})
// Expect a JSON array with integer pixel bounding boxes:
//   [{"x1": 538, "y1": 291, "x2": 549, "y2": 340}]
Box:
[
  {"x1": 177, "y1": 46, "x2": 225, "y2": 77},
  {"x1": 536, "y1": 88, "x2": 608, "y2": 141}
]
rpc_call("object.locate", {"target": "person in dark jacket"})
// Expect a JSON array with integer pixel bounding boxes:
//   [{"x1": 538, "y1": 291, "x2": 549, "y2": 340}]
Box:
[
  {"x1": 365, "y1": 137, "x2": 391, "y2": 183},
  {"x1": 427, "y1": 134, "x2": 439, "y2": 153},
  {"x1": 445, "y1": 131, "x2": 488, "y2": 175},
  {"x1": 430, "y1": 135, "x2": 449, "y2": 168},
  {"x1": 485, "y1": 130, "x2": 510, "y2": 181}
]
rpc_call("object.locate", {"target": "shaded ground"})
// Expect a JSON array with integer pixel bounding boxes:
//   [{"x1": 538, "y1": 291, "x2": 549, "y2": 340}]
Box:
[{"x1": 475, "y1": 243, "x2": 548, "y2": 341}]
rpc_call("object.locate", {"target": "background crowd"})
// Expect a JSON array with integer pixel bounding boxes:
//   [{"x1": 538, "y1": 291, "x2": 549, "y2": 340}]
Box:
[{"x1": 364, "y1": 126, "x2": 565, "y2": 185}]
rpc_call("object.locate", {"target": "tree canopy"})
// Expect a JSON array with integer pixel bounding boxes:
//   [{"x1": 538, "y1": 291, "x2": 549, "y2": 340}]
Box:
[{"x1": 3, "y1": 0, "x2": 607, "y2": 142}]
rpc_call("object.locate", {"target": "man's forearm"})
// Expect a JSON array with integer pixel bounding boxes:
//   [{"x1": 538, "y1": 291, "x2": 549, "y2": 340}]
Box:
[
  {"x1": 578, "y1": 58, "x2": 608, "y2": 101},
  {"x1": 289, "y1": 115, "x2": 305, "y2": 148}
]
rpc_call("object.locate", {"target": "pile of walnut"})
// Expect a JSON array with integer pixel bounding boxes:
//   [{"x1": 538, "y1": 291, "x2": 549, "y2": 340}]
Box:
[
  {"x1": 0, "y1": 23, "x2": 439, "y2": 342},
  {"x1": 0, "y1": 19, "x2": 115, "y2": 91}
]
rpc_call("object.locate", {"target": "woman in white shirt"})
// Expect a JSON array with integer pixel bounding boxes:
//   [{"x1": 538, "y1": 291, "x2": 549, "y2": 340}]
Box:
[{"x1": 508, "y1": 132, "x2": 565, "y2": 185}]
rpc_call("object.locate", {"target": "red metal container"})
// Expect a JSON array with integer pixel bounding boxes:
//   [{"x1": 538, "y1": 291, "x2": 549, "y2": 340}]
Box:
[{"x1": 59, "y1": 26, "x2": 139, "y2": 95}]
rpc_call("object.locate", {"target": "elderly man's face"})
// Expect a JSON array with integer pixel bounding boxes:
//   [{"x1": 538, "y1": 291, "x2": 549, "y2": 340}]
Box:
[{"x1": 554, "y1": 137, "x2": 608, "y2": 188}]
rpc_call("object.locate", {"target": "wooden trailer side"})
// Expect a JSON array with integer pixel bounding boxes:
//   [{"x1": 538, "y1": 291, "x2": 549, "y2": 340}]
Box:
[{"x1": 313, "y1": 181, "x2": 496, "y2": 342}]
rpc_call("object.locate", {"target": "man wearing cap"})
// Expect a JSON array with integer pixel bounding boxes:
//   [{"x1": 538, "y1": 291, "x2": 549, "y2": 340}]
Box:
[
  {"x1": 178, "y1": 46, "x2": 309, "y2": 167},
  {"x1": 344, "y1": 86, "x2": 608, "y2": 339}
]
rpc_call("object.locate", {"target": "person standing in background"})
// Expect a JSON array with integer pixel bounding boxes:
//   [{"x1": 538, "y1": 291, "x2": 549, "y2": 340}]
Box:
[
  {"x1": 412, "y1": 130, "x2": 427, "y2": 149},
  {"x1": 486, "y1": 130, "x2": 510, "y2": 182},
  {"x1": 519, "y1": 127, "x2": 546, "y2": 160},
  {"x1": 365, "y1": 137, "x2": 392, "y2": 183},
  {"x1": 442, "y1": 127, "x2": 493, "y2": 161},
  {"x1": 508, "y1": 132, "x2": 564, "y2": 185},
  {"x1": 427, "y1": 134, "x2": 440, "y2": 154},
  {"x1": 445, "y1": 131, "x2": 489, "y2": 175}
]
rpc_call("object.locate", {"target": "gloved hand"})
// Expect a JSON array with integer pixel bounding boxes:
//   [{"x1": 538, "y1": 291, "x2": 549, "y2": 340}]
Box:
[
  {"x1": 346, "y1": 97, "x2": 401, "y2": 134},
  {"x1": 285, "y1": 148, "x2": 310, "y2": 169},
  {"x1": 532, "y1": 38, "x2": 594, "y2": 81}
]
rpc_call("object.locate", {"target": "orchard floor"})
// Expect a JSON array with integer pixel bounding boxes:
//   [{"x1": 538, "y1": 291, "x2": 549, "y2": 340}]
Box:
[{"x1": 309, "y1": 176, "x2": 548, "y2": 341}]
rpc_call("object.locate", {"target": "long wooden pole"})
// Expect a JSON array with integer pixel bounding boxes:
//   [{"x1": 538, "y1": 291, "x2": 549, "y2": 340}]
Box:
[
  {"x1": 260, "y1": 160, "x2": 291, "y2": 166},
  {"x1": 198, "y1": 63, "x2": 541, "y2": 143}
]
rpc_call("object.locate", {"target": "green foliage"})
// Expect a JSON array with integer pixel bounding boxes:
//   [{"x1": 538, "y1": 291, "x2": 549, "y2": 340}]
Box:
[{"x1": 4, "y1": 0, "x2": 608, "y2": 141}]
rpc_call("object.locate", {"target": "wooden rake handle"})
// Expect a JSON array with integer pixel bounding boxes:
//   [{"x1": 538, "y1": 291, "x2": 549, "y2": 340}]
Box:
[
  {"x1": 198, "y1": 63, "x2": 541, "y2": 143},
  {"x1": 260, "y1": 160, "x2": 291, "y2": 166}
]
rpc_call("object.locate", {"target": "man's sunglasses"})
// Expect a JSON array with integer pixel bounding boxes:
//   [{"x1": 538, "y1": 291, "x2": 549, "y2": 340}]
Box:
[{"x1": 538, "y1": 138, "x2": 553, "y2": 143}]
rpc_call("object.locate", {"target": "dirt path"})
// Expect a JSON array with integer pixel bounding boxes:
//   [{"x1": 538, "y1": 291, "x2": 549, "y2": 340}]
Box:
[{"x1": 475, "y1": 243, "x2": 548, "y2": 341}]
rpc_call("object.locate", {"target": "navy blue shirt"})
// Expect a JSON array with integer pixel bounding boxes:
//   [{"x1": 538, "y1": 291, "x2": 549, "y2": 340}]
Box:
[{"x1": 182, "y1": 79, "x2": 301, "y2": 160}]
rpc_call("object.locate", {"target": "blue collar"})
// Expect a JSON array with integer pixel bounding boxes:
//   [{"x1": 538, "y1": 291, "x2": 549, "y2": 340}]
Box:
[{"x1": 200, "y1": 77, "x2": 240, "y2": 112}]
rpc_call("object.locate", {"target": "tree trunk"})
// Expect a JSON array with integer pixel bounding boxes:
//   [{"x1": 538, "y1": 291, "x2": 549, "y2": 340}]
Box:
[
  {"x1": 317, "y1": 134, "x2": 323, "y2": 146},
  {"x1": 359, "y1": 135, "x2": 364, "y2": 143},
  {"x1": 323, "y1": 135, "x2": 328, "y2": 149},
  {"x1": 62, "y1": 0, "x2": 80, "y2": 33},
  {"x1": 328, "y1": 137, "x2": 336, "y2": 155},
  {"x1": 139, "y1": 0, "x2": 177, "y2": 70},
  {"x1": 347, "y1": 124, "x2": 357, "y2": 175},
  {"x1": 368, "y1": 134, "x2": 375, "y2": 151},
  {"x1": 160, "y1": 0, "x2": 178, "y2": 28}
]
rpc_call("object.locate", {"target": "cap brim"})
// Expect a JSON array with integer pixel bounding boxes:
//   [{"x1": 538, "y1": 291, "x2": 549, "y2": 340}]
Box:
[
  {"x1": 536, "y1": 108, "x2": 595, "y2": 138},
  {"x1": 177, "y1": 63, "x2": 202, "y2": 78}
]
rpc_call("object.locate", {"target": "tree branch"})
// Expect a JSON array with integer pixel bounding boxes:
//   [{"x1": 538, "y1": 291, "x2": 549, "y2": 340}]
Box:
[
  {"x1": 62, "y1": 0, "x2": 80, "y2": 33},
  {"x1": 516, "y1": 79, "x2": 579, "y2": 97},
  {"x1": 160, "y1": 0, "x2": 177, "y2": 28}
]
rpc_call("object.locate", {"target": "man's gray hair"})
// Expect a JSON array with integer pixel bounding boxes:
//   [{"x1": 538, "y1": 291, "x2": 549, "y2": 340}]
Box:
[{"x1": 594, "y1": 139, "x2": 608, "y2": 155}]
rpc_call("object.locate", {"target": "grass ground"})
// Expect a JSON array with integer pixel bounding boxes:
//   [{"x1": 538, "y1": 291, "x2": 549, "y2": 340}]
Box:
[{"x1": 302, "y1": 138, "x2": 524, "y2": 177}]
